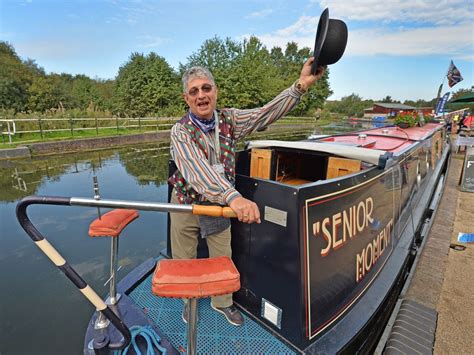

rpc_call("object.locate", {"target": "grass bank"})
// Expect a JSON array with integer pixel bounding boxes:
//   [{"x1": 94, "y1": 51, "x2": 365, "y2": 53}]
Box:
[{"x1": 1, "y1": 116, "x2": 328, "y2": 149}]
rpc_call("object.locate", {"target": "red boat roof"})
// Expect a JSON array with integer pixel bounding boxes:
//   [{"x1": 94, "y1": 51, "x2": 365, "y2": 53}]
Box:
[{"x1": 319, "y1": 123, "x2": 443, "y2": 153}]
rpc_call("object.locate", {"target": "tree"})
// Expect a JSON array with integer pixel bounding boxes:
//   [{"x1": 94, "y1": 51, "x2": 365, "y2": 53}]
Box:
[
  {"x1": 0, "y1": 41, "x2": 37, "y2": 112},
  {"x1": 403, "y1": 98, "x2": 436, "y2": 108},
  {"x1": 27, "y1": 75, "x2": 68, "y2": 112},
  {"x1": 183, "y1": 36, "x2": 240, "y2": 73},
  {"x1": 181, "y1": 37, "x2": 242, "y2": 107},
  {"x1": 280, "y1": 42, "x2": 332, "y2": 114},
  {"x1": 298, "y1": 68, "x2": 332, "y2": 115},
  {"x1": 71, "y1": 75, "x2": 102, "y2": 110},
  {"x1": 183, "y1": 37, "x2": 332, "y2": 114},
  {"x1": 222, "y1": 36, "x2": 283, "y2": 108},
  {"x1": 94, "y1": 79, "x2": 115, "y2": 111},
  {"x1": 451, "y1": 86, "x2": 474, "y2": 100},
  {"x1": 380, "y1": 95, "x2": 400, "y2": 104},
  {"x1": 325, "y1": 93, "x2": 373, "y2": 117},
  {"x1": 114, "y1": 52, "x2": 182, "y2": 117}
]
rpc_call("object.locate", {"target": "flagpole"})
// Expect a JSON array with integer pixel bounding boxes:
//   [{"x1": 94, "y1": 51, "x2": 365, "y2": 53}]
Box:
[{"x1": 435, "y1": 60, "x2": 455, "y2": 117}]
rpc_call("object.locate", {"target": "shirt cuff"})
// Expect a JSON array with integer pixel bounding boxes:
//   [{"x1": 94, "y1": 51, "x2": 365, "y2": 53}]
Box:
[
  {"x1": 223, "y1": 189, "x2": 241, "y2": 205},
  {"x1": 290, "y1": 81, "x2": 306, "y2": 98}
]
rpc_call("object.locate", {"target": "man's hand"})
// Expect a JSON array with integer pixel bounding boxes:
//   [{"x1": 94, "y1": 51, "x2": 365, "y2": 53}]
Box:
[
  {"x1": 229, "y1": 196, "x2": 261, "y2": 224},
  {"x1": 298, "y1": 57, "x2": 325, "y2": 91}
]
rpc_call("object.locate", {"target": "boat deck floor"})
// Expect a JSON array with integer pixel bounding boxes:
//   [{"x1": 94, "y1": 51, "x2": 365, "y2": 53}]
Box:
[{"x1": 129, "y1": 274, "x2": 296, "y2": 354}]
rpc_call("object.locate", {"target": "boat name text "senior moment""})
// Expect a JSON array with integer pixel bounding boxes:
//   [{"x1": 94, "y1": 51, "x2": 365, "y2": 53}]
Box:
[{"x1": 312, "y1": 197, "x2": 394, "y2": 282}]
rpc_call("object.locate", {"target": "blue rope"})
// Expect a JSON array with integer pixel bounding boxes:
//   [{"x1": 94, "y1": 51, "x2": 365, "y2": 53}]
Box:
[{"x1": 115, "y1": 325, "x2": 167, "y2": 355}]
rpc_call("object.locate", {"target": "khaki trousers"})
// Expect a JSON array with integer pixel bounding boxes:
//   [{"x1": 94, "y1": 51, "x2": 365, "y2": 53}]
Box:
[{"x1": 170, "y1": 191, "x2": 233, "y2": 308}]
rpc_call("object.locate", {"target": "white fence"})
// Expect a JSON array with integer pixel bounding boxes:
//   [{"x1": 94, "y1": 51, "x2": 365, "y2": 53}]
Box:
[
  {"x1": 0, "y1": 117, "x2": 178, "y2": 144},
  {"x1": 0, "y1": 116, "x2": 317, "y2": 144},
  {"x1": 0, "y1": 120, "x2": 16, "y2": 143}
]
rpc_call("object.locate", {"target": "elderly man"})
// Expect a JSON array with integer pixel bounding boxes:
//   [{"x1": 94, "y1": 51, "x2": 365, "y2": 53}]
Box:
[{"x1": 169, "y1": 58, "x2": 324, "y2": 326}]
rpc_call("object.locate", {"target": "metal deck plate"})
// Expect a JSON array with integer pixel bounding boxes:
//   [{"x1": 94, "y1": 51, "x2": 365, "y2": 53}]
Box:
[
  {"x1": 384, "y1": 299, "x2": 437, "y2": 354},
  {"x1": 129, "y1": 274, "x2": 295, "y2": 354}
]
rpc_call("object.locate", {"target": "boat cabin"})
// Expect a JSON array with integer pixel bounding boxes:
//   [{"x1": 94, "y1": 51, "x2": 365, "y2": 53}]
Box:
[{"x1": 15, "y1": 123, "x2": 449, "y2": 354}]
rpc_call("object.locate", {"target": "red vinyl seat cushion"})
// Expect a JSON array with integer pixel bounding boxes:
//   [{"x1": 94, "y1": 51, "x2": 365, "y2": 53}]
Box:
[
  {"x1": 88, "y1": 209, "x2": 139, "y2": 237},
  {"x1": 152, "y1": 256, "x2": 240, "y2": 299}
]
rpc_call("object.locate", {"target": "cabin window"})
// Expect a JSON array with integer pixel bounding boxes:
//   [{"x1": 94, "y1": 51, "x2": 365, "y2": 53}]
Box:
[{"x1": 246, "y1": 148, "x2": 363, "y2": 185}]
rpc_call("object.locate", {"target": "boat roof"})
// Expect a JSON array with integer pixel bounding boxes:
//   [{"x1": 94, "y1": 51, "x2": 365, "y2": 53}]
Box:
[
  {"x1": 318, "y1": 123, "x2": 443, "y2": 152},
  {"x1": 372, "y1": 103, "x2": 416, "y2": 110},
  {"x1": 248, "y1": 123, "x2": 443, "y2": 166}
]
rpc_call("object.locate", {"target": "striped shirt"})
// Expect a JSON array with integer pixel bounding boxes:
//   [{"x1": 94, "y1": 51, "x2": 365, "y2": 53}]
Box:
[{"x1": 170, "y1": 82, "x2": 305, "y2": 205}]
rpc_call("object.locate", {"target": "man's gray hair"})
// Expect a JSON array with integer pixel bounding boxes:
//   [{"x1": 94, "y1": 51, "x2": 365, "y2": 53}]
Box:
[{"x1": 182, "y1": 66, "x2": 215, "y2": 92}]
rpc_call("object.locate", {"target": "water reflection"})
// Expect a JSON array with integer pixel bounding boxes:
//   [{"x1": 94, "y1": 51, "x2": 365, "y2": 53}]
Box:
[
  {"x1": 0, "y1": 142, "x2": 173, "y2": 202},
  {"x1": 0, "y1": 130, "x2": 312, "y2": 354},
  {"x1": 0, "y1": 142, "x2": 172, "y2": 354}
]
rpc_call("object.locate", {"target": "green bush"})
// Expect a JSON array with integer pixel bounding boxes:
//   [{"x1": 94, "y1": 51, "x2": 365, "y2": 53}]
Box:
[{"x1": 394, "y1": 111, "x2": 419, "y2": 127}]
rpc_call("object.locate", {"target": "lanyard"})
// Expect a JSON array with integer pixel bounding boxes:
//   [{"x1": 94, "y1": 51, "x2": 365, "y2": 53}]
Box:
[
  {"x1": 193, "y1": 111, "x2": 221, "y2": 165},
  {"x1": 213, "y1": 110, "x2": 221, "y2": 162}
]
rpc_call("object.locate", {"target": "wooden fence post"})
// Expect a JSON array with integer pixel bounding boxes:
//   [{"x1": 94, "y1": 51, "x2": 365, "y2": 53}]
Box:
[
  {"x1": 38, "y1": 118, "x2": 44, "y2": 139},
  {"x1": 6, "y1": 120, "x2": 12, "y2": 144},
  {"x1": 116, "y1": 116, "x2": 119, "y2": 133},
  {"x1": 95, "y1": 117, "x2": 99, "y2": 136},
  {"x1": 69, "y1": 117, "x2": 74, "y2": 137}
]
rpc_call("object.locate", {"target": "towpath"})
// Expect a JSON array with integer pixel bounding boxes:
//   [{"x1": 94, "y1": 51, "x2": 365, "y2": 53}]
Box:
[
  {"x1": 385, "y1": 142, "x2": 473, "y2": 353},
  {"x1": 0, "y1": 124, "x2": 314, "y2": 160}
]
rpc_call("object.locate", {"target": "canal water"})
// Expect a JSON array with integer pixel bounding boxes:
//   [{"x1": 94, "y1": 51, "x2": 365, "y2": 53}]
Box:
[{"x1": 0, "y1": 123, "x2": 381, "y2": 354}]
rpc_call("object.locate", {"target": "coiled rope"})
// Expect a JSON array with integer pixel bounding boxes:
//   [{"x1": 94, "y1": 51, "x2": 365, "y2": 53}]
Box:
[{"x1": 115, "y1": 325, "x2": 167, "y2": 355}]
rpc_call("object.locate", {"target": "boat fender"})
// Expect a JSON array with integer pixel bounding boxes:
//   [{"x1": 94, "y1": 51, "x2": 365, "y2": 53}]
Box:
[{"x1": 116, "y1": 325, "x2": 167, "y2": 355}]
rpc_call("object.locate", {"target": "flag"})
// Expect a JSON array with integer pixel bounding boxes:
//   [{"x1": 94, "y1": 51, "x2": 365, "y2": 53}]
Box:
[
  {"x1": 435, "y1": 83, "x2": 443, "y2": 103},
  {"x1": 435, "y1": 92, "x2": 450, "y2": 115},
  {"x1": 447, "y1": 61, "x2": 463, "y2": 88}
]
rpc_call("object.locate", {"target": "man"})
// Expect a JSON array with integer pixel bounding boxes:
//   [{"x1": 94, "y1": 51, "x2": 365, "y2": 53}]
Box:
[{"x1": 169, "y1": 58, "x2": 324, "y2": 326}]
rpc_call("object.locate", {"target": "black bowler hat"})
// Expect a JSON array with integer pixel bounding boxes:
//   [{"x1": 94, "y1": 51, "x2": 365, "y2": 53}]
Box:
[{"x1": 311, "y1": 8, "x2": 348, "y2": 75}]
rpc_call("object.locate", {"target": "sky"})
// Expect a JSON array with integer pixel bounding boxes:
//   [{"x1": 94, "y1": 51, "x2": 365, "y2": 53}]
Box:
[{"x1": 1, "y1": 0, "x2": 473, "y2": 102}]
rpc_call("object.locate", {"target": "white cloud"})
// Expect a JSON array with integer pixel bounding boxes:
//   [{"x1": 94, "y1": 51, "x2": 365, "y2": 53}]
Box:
[
  {"x1": 274, "y1": 16, "x2": 318, "y2": 37},
  {"x1": 0, "y1": 32, "x2": 15, "y2": 39},
  {"x1": 347, "y1": 23, "x2": 473, "y2": 57},
  {"x1": 316, "y1": 0, "x2": 474, "y2": 25},
  {"x1": 14, "y1": 40, "x2": 85, "y2": 60},
  {"x1": 241, "y1": 13, "x2": 473, "y2": 60},
  {"x1": 136, "y1": 35, "x2": 170, "y2": 48},
  {"x1": 105, "y1": 1, "x2": 163, "y2": 26},
  {"x1": 245, "y1": 9, "x2": 274, "y2": 19}
]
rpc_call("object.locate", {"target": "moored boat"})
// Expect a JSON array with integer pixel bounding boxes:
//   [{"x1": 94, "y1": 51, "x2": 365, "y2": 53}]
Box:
[{"x1": 16, "y1": 122, "x2": 450, "y2": 354}]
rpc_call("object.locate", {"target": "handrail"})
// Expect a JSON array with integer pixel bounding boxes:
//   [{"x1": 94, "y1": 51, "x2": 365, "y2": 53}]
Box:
[
  {"x1": 16, "y1": 196, "x2": 131, "y2": 350},
  {"x1": 15, "y1": 195, "x2": 236, "y2": 351}
]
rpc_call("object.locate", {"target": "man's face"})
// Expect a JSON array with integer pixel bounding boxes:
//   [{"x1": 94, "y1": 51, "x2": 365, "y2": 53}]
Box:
[{"x1": 183, "y1": 77, "x2": 218, "y2": 120}]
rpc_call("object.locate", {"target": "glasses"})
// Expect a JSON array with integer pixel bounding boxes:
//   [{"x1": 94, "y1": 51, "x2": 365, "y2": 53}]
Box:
[{"x1": 187, "y1": 83, "x2": 214, "y2": 97}]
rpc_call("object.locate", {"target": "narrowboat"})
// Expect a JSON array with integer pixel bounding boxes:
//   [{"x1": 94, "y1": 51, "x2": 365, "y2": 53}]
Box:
[{"x1": 16, "y1": 122, "x2": 450, "y2": 354}]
